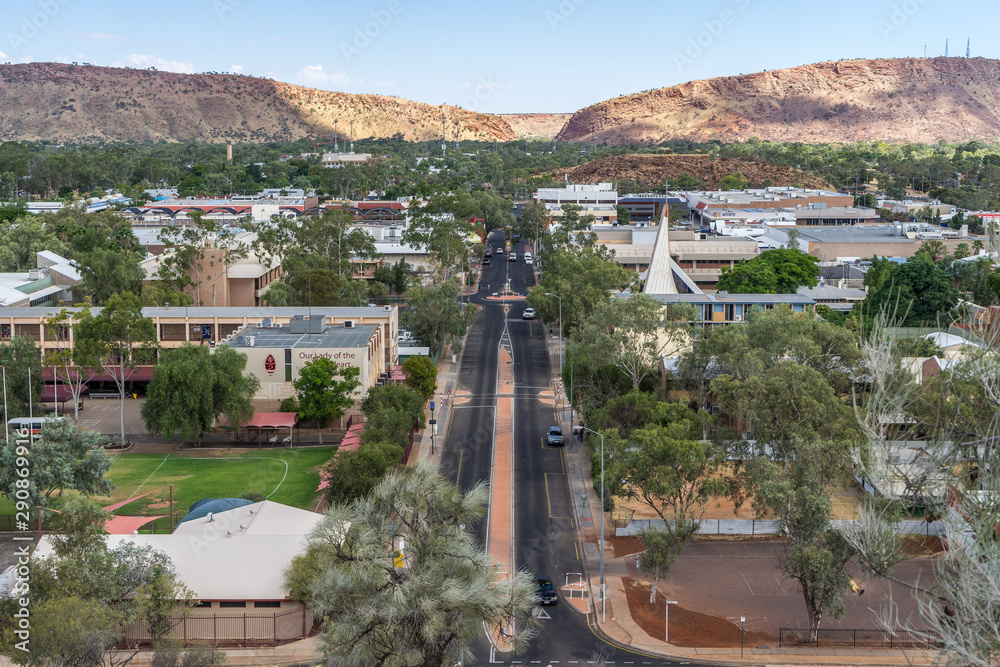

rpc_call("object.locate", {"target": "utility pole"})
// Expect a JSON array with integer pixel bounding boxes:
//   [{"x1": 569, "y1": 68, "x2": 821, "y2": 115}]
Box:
[
  {"x1": 945, "y1": 39, "x2": 949, "y2": 57},
  {"x1": 350, "y1": 120, "x2": 354, "y2": 153},
  {"x1": 334, "y1": 119, "x2": 339, "y2": 152},
  {"x1": 442, "y1": 112, "x2": 447, "y2": 158},
  {"x1": 966, "y1": 38, "x2": 970, "y2": 58}
]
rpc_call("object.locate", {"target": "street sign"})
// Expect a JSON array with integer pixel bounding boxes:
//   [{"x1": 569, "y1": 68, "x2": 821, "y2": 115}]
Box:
[
  {"x1": 430, "y1": 400, "x2": 435, "y2": 411},
  {"x1": 429, "y1": 419, "x2": 437, "y2": 425}
]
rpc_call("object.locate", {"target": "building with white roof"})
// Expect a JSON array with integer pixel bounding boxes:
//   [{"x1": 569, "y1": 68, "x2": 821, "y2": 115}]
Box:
[
  {"x1": 0, "y1": 251, "x2": 82, "y2": 308},
  {"x1": 33, "y1": 500, "x2": 326, "y2": 645}
]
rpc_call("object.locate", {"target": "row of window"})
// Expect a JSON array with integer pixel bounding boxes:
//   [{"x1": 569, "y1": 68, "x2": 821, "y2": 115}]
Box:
[{"x1": 193, "y1": 600, "x2": 281, "y2": 608}]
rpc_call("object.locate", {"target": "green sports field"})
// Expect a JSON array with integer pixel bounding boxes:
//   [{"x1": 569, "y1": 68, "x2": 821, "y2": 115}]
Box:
[{"x1": 99, "y1": 446, "x2": 338, "y2": 531}]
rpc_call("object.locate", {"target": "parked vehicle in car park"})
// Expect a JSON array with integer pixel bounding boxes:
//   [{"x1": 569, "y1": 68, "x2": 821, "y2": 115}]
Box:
[
  {"x1": 546, "y1": 426, "x2": 564, "y2": 446},
  {"x1": 523, "y1": 307, "x2": 536, "y2": 319}
]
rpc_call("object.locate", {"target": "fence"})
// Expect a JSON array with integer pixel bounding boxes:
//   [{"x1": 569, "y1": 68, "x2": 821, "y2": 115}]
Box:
[
  {"x1": 115, "y1": 607, "x2": 312, "y2": 648},
  {"x1": 779, "y1": 627, "x2": 942, "y2": 649},
  {"x1": 616, "y1": 518, "x2": 946, "y2": 538}
]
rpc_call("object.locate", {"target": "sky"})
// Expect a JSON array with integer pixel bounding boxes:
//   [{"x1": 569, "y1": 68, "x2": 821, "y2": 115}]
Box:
[{"x1": 2, "y1": 0, "x2": 997, "y2": 114}]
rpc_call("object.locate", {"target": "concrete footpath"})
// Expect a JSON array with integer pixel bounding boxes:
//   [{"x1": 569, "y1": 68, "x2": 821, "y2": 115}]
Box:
[{"x1": 545, "y1": 331, "x2": 940, "y2": 666}]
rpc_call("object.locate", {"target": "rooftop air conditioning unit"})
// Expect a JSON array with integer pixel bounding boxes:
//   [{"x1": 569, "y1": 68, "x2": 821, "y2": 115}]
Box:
[
  {"x1": 343, "y1": 320, "x2": 355, "y2": 329},
  {"x1": 383, "y1": 305, "x2": 392, "y2": 312},
  {"x1": 246, "y1": 336, "x2": 255, "y2": 347}
]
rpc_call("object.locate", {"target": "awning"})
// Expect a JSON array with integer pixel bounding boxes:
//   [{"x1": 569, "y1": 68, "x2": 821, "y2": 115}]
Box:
[
  {"x1": 244, "y1": 412, "x2": 299, "y2": 429},
  {"x1": 103, "y1": 490, "x2": 156, "y2": 513},
  {"x1": 40, "y1": 384, "x2": 88, "y2": 403}
]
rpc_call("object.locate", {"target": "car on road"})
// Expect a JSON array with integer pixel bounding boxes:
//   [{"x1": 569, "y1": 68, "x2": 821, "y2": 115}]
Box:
[
  {"x1": 546, "y1": 426, "x2": 564, "y2": 446},
  {"x1": 495, "y1": 247, "x2": 503, "y2": 254},
  {"x1": 522, "y1": 307, "x2": 535, "y2": 320},
  {"x1": 509, "y1": 252, "x2": 517, "y2": 262},
  {"x1": 523, "y1": 251, "x2": 532, "y2": 264},
  {"x1": 483, "y1": 256, "x2": 491, "y2": 265},
  {"x1": 484, "y1": 249, "x2": 492, "y2": 258},
  {"x1": 535, "y1": 576, "x2": 557, "y2": 605}
]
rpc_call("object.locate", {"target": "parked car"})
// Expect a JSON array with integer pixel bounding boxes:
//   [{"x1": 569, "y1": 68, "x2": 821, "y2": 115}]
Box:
[
  {"x1": 523, "y1": 307, "x2": 536, "y2": 320},
  {"x1": 546, "y1": 426, "x2": 564, "y2": 446},
  {"x1": 483, "y1": 256, "x2": 491, "y2": 265},
  {"x1": 535, "y1": 576, "x2": 557, "y2": 605},
  {"x1": 523, "y1": 252, "x2": 532, "y2": 264}
]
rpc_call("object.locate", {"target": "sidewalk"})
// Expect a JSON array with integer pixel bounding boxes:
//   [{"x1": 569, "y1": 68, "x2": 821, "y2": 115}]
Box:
[{"x1": 545, "y1": 333, "x2": 941, "y2": 667}]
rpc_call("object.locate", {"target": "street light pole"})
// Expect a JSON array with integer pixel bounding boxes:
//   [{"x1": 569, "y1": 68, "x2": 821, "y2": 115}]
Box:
[
  {"x1": 544, "y1": 293, "x2": 563, "y2": 381},
  {"x1": 581, "y1": 426, "x2": 605, "y2": 622},
  {"x1": 665, "y1": 600, "x2": 678, "y2": 643}
]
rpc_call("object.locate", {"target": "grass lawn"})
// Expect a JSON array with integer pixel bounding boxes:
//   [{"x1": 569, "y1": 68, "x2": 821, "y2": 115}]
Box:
[{"x1": 33, "y1": 446, "x2": 339, "y2": 532}]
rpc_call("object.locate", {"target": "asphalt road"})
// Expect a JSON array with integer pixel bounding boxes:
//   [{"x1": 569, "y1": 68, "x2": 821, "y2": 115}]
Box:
[{"x1": 440, "y1": 230, "x2": 689, "y2": 666}]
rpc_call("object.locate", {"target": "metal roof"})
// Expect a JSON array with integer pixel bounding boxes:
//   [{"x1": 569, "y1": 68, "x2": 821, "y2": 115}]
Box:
[{"x1": 221, "y1": 323, "x2": 378, "y2": 350}]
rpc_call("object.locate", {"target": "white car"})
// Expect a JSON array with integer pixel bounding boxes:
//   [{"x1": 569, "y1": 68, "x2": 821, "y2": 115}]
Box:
[
  {"x1": 523, "y1": 307, "x2": 536, "y2": 320},
  {"x1": 495, "y1": 247, "x2": 504, "y2": 254},
  {"x1": 523, "y1": 252, "x2": 532, "y2": 264}
]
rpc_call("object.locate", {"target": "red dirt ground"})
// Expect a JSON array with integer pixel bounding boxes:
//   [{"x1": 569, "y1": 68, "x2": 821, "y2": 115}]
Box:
[{"x1": 623, "y1": 577, "x2": 775, "y2": 647}]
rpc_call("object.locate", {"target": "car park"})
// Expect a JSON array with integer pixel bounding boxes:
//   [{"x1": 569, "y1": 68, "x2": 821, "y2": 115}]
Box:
[
  {"x1": 535, "y1": 576, "x2": 557, "y2": 605},
  {"x1": 522, "y1": 307, "x2": 535, "y2": 319},
  {"x1": 546, "y1": 426, "x2": 564, "y2": 446}
]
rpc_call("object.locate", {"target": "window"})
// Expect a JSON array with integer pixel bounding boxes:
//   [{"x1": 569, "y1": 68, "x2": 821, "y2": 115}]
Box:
[
  {"x1": 219, "y1": 601, "x2": 246, "y2": 608},
  {"x1": 254, "y1": 601, "x2": 281, "y2": 608},
  {"x1": 194, "y1": 601, "x2": 212, "y2": 608}
]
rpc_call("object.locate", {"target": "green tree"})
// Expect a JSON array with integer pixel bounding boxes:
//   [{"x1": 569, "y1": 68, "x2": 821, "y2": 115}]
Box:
[
  {"x1": 405, "y1": 279, "x2": 475, "y2": 353},
  {"x1": 915, "y1": 239, "x2": 947, "y2": 261},
  {"x1": 73, "y1": 292, "x2": 157, "y2": 445},
  {"x1": 0, "y1": 418, "x2": 113, "y2": 508},
  {"x1": 402, "y1": 355, "x2": 438, "y2": 401},
  {"x1": 637, "y1": 524, "x2": 697, "y2": 605},
  {"x1": 141, "y1": 345, "x2": 259, "y2": 445},
  {"x1": 745, "y1": 442, "x2": 854, "y2": 641},
  {"x1": 403, "y1": 194, "x2": 476, "y2": 280},
  {"x1": 297, "y1": 465, "x2": 539, "y2": 667},
  {"x1": 671, "y1": 172, "x2": 701, "y2": 190},
  {"x1": 717, "y1": 249, "x2": 820, "y2": 294},
  {"x1": 373, "y1": 258, "x2": 411, "y2": 295},
  {"x1": 322, "y1": 443, "x2": 402, "y2": 505},
  {"x1": 27, "y1": 596, "x2": 120, "y2": 667},
  {"x1": 528, "y1": 248, "x2": 631, "y2": 334},
  {"x1": 615, "y1": 205, "x2": 631, "y2": 225},
  {"x1": 140, "y1": 281, "x2": 194, "y2": 308},
  {"x1": 574, "y1": 295, "x2": 695, "y2": 389},
  {"x1": 863, "y1": 256, "x2": 896, "y2": 293},
  {"x1": 864, "y1": 256, "x2": 959, "y2": 327},
  {"x1": 293, "y1": 358, "x2": 360, "y2": 444},
  {"x1": 716, "y1": 171, "x2": 748, "y2": 190},
  {"x1": 0, "y1": 216, "x2": 67, "y2": 272},
  {"x1": 0, "y1": 336, "x2": 44, "y2": 422}
]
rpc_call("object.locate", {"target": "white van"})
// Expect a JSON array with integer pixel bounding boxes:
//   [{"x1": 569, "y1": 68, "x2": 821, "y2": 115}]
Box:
[{"x1": 523, "y1": 251, "x2": 532, "y2": 264}]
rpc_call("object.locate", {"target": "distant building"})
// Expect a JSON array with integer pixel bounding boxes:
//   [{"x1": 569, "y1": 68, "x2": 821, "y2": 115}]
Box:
[
  {"x1": 536, "y1": 182, "x2": 618, "y2": 206},
  {"x1": 637, "y1": 292, "x2": 816, "y2": 326},
  {"x1": 0, "y1": 251, "x2": 82, "y2": 308},
  {"x1": 321, "y1": 152, "x2": 373, "y2": 167},
  {"x1": 687, "y1": 187, "x2": 852, "y2": 223},
  {"x1": 795, "y1": 205, "x2": 877, "y2": 226}
]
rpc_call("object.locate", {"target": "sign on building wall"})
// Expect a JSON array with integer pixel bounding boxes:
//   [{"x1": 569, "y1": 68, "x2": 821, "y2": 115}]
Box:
[{"x1": 265, "y1": 354, "x2": 276, "y2": 376}]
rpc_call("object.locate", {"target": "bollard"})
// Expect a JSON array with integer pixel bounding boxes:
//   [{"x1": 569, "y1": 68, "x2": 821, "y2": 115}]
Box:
[{"x1": 581, "y1": 493, "x2": 588, "y2": 508}]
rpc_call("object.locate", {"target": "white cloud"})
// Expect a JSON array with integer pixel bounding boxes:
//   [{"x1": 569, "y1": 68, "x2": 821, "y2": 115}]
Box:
[
  {"x1": 113, "y1": 53, "x2": 194, "y2": 74},
  {"x1": 230, "y1": 65, "x2": 244, "y2": 73},
  {"x1": 83, "y1": 32, "x2": 124, "y2": 41},
  {"x1": 295, "y1": 64, "x2": 350, "y2": 87},
  {"x1": 0, "y1": 51, "x2": 7, "y2": 60}
]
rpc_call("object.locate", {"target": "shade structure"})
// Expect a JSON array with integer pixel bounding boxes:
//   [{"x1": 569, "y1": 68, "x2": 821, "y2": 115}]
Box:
[
  {"x1": 244, "y1": 412, "x2": 299, "y2": 429},
  {"x1": 106, "y1": 515, "x2": 166, "y2": 535},
  {"x1": 40, "y1": 383, "x2": 88, "y2": 403}
]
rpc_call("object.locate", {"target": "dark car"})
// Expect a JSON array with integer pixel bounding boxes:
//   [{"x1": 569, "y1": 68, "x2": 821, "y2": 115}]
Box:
[
  {"x1": 484, "y1": 249, "x2": 492, "y2": 258},
  {"x1": 536, "y1": 576, "x2": 557, "y2": 605},
  {"x1": 546, "y1": 426, "x2": 564, "y2": 446},
  {"x1": 483, "y1": 256, "x2": 491, "y2": 265}
]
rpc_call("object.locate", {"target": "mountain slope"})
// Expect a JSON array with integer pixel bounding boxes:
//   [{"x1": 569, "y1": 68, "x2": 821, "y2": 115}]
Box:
[
  {"x1": 0, "y1": 63, "x2": 515, "y2": 143},
  {"x1": 499, "y1": 113, "x2": 573, "y2": 140},
  {"x1": 556, "y1": 58, "x2": 1000, "y2": 145}
]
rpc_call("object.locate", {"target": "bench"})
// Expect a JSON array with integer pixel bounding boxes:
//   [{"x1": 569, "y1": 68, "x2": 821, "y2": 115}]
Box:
[{"x1": 90, "y1": 392, "x2": 121, "y2": 399}]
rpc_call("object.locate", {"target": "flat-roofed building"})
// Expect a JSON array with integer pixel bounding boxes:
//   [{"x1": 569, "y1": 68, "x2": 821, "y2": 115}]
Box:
[
  {"x1": 795, "y1": 205, "x2": 877, "y2": 226},
  {"x1": 536, "y1": 182, "x2": 618, "y2": 206},
  {"x1": 687, "y1": 187, "x2": 852, "y2": 222},
  {"x1": 641, "y1": 292, "x2": 816, "y2": 326},
  {"x1": 219, "y1": 315, "x2": 386, "y2": 402}
]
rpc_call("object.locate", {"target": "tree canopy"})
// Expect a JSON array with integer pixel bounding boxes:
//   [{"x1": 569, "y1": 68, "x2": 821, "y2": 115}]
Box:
[{"x1": 716, "y1": 248, "x2": 820, "y2": 294}]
